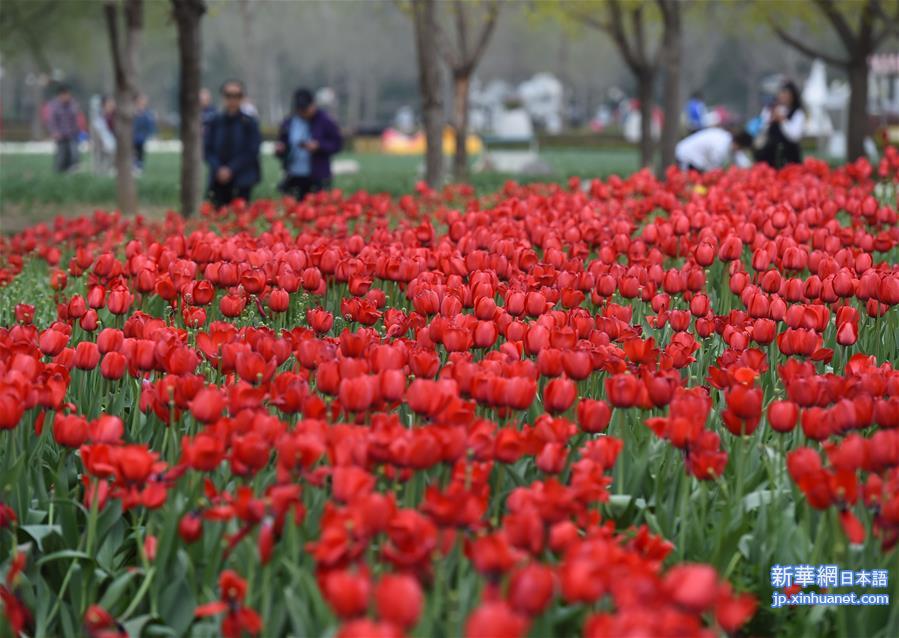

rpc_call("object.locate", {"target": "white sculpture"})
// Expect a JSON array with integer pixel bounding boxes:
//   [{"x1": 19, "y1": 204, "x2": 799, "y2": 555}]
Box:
[
  {"x1": 518, "y1": 73, "x2": 564, "y2": 133},
  {"x1": 803, "y1": 60, "x2": 834, "y2": 138},
  {"x1": 493, "y1": 106, "x2": 534, "y2": 142}
]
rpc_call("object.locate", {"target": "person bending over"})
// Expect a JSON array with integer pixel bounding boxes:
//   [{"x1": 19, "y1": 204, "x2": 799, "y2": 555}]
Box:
[{"x1": 676, "y1": 127, "x2": 754, "y2": 173}]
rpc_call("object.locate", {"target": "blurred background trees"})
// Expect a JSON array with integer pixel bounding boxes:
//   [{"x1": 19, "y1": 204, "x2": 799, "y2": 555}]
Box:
[
  {"x1": 1, "y1": 0, "x2": 897, "y2": 199},
  {"x1": 5, "y1": 0, "x2": 877, "y2": 136}
]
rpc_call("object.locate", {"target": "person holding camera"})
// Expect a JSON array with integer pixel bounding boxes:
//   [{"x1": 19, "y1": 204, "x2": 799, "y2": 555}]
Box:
[
  {"x1": 754, "y1": 81, "x2": 806, "y2": 169},
  {"x1": 47, "y1": 84, "x2": 83, "y2": 173},
  {"x1": 274, "y1": 88, "x2": 343, "y2": 201}
]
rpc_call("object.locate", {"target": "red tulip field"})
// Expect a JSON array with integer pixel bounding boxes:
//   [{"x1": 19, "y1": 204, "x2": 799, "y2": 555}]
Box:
[{"x1": 2, "y1": 151, "x2": 899, "y2": 637}]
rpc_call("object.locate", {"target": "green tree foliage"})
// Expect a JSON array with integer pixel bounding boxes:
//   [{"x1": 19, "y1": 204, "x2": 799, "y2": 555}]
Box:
[{"x1": 0, "y1": 0, "x2": 101, "y2": 72}]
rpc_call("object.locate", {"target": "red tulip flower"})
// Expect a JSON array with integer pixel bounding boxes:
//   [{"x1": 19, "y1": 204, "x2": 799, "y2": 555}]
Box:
[
  {"x1": 836, "y1": 321, "x2": 858, "y2": 346},
  {"x1": 374, "y1": 573, "x2": 423, "y2": 629},
  {"x1": 53, "y1": 413, "x2": 88, "y2": 449},
  {"x1": 465, "y1": 601, "x2": 528, "y2": 638},
  {"x1": 576, "y1": 399, "x2": 611, "y2": 433},
  {"x1": 605, "y1": 374, "x2": 641, "y2": 408},
  {"x1": 767, "y1": 400, "x2": 799, "y2": 433},
  {"x1": 195, "y1": 570, "x2": 262, "y2": 638},
  {"x1": 323, "y1": 569, "x2": 371, "y2": 619},
  {"x1": 543, "y1": 377, "x2": 577, "y2": 414},
  {"x1": 100, "y1": 352, "x2": 127, "y2": 380},
  {"x1": 507, "y1": 563, "x2": 555, "y2": 617}
]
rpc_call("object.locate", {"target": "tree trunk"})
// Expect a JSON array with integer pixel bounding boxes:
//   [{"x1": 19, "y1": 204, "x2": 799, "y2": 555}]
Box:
[
  {"x1": 172, "y1": 0, "x2": 206, "y2": 217},
  {"x1": 412, "y1": 0, "x2": 444, "y2": 188},
  {"x1": 452, "y1": 72, "x2": 470, "y2": 182},
  {"x1": 104, "y1": 0, "x2": 141, "y2": 216},
  {"x1": 846, "y1": 59, "x2": 869, "y2": 162},
  {"x1": 658, "y1": 0, "x2": 681, "y2": 176},
  {"x1": 636, "y1": 69, "x2": 655, "y2": 169}
]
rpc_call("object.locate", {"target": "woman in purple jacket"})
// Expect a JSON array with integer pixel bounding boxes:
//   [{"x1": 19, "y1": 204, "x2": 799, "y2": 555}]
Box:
[{"x1": 275, "y1": 88, "x2": 343, "y2": 201}]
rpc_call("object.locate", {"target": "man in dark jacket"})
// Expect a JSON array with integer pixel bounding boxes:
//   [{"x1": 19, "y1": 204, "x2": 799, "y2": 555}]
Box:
[
  {"x1": 47, "y1": 84, "x2": 83, "y2": 173},
  {"x1": 204, "y1": 80, "x2": 261, "y2": 207},
  {"x1": 132, "y1": 93, "x2": 156, "y2": 171},
  {"x1": 274, "y1": 88, "x2": 342, "y2": 200}
]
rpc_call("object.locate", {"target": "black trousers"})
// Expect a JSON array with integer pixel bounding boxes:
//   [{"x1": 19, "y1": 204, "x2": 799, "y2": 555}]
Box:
[
  {"x1": 134, "y1": 142, "x2": 146, "y2": 168},
  {"x1": 280, "y1": 175, "x2": 328, "y2": 201},
  {"x1": 754, "y1": 142, "x2": 802, "y2": 168},
  {"x1": 209, "y1": 181, "x2": 252, "y2": 208},
  {"x1": 754, "y1": 124, "x2": 802, "y2": 169},
  {"x1": 54, "y1": 138, "x2": 79, "y2": 172}
]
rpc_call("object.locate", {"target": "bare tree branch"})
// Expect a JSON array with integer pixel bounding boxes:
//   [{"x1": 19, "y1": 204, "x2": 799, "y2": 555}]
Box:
[
  {"x1": 452, "y1": 0, "x2": 469, "y2": 62},
  {"x1": 399, "y1": 0, "x2": 457, "y2": 69},
  {"x1": 629, "y1": 4, "x2": 650, "y2": 69},
  {"x1": 813, "y1": 0, "x2": 858, "y2": 47},
  {"x1": 435, "y1": 0, "x2": 502, "y2": 75},
  {"x1": 104, "y1": 1, "x2": 126, "y2": 88},
  {"x1": 125, "y1": 0, "x2": 143, "y2": 31},
  {"x1": 433, "y1": 21, "x2": 459, "y2": 68},
  {"x1": 466, "y1": 0, "x2": 501, "y2": 72},
  {"x1": 650, "y1": 0, "x2": 670, "y2": 69},
  {"x1": 125, "y1": 0, "x2": 143, "y2": 82},
  {"x1": 608, "y1": 0, "x2": 644, "y2": 72},
  {"x1": 565, "y1": 0, "x2": 652, "y2": 74},
  {"x1": 770, "y1": 22, "x2": 848, "y2": 66}
]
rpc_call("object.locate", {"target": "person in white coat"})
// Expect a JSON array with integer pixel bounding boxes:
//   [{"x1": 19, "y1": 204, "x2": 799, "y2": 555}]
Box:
[
  {"x1": 676, "y1": 127, "x2": 754, "y2": 172},
  {"x1": 89, "y1": 95, "x2": 116, "y2": 176},
  {"x1": 754, "y1": 81, "x2": 806, "y2": 168}
]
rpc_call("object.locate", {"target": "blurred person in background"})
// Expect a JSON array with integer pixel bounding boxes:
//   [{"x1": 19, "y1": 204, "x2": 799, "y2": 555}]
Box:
[
  {"x1": 315, "y1": 87, "x2": 338, "y2": 113},
  {"x1": 200, "y1": 87, "x2": 217, "y2": 138},
  {"x1": 274, "y1": 87, "x2": 343, "y2": 201},
  {"x1": 133, "y1": 94, "x2": 156, "y2": 172},
  {"x1": 89, "y1": 95, "x2": 116, "y2": 175},
  {"x1": 47, "y1": 83, "x2": 83, "y2": 172},
  {"x1": 676, "y1": 126, "x2": 754, "y2": 172},
  {"x1": 204, "y1": 80, "x2": 261, "y2": 207},
  {"x1": 754, "y1": 81, "x2": 806, "y2": 168},
  {"x1": 240, "y1": 92, "x2": 259, "y2": 118},
  {"x1": 685, "y1": 91, "x2": 708, "y2": 133},
  {"x1": 102, "y1": 95, "x2": 116, "y2": 135}
]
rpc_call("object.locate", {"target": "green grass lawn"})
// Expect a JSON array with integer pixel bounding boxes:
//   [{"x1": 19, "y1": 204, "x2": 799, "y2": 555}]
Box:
[{"x1": 0, "y1": 148, "x2": 639, "y2": 227}]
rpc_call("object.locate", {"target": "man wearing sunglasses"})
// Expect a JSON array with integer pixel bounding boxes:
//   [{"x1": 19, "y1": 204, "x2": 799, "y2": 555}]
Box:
[
  {"x1": 274, "y1": 87, "x2": 343, "y2": 201},
  {"x1": 204, "y1": 80, "x2": 262, "y2": 207}
]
